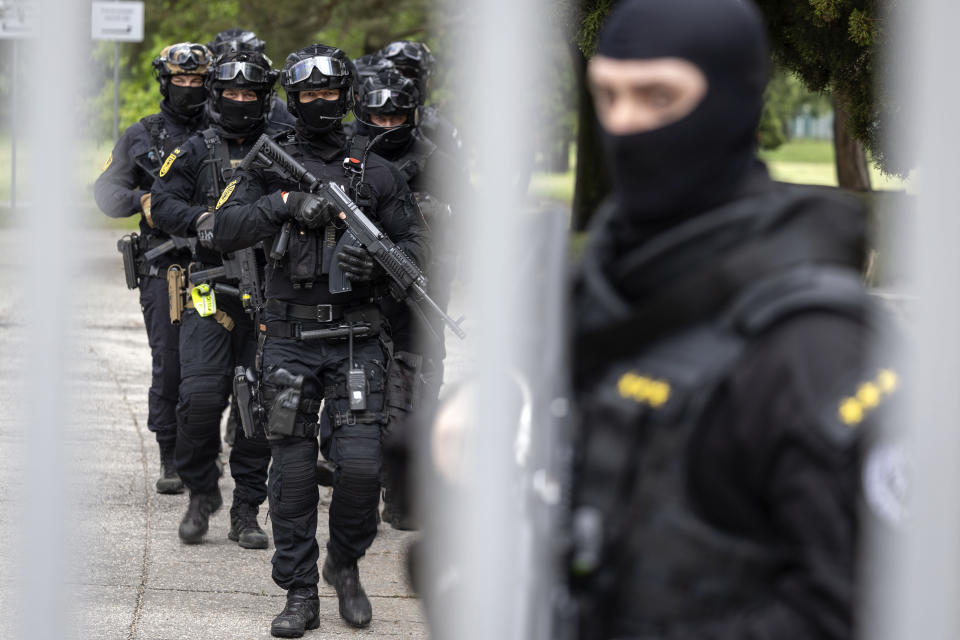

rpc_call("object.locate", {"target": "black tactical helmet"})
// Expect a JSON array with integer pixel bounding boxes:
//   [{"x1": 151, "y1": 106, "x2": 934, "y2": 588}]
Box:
[
  {"x1": 208, "y1": 28, "x2": 266, "y2": 58},
  {"x1": 378, "y1": 41, "x2": 434, "y2": 104},
  {"x1": 152, "y1": 42, "x2": 213, "y2": 97},
  {"x1": 205, "y1": 50, "x2": 279, "y2": 130},
  {"x1": 280, "y1": 44, "x2": 355, "y2": 119},
  {"x1": 353, "y1": 52, "x2": 394, "y2": 85},
  {"x1": 355, "y1": 68, "x2": 420, "y2": 127}
]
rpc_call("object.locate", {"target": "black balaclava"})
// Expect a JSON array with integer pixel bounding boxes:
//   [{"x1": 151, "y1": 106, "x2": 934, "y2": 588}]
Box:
[
  {"x1": 167, "y1": 83, "x2": 207, "y2": 115},
  {"x1": 297, "y1": 96, "x2": 344, "y2": 133},
  {"x1": 595, "y1": 0, "x2": 769, "y2": 224},
  {"x1": 217, "y1": 96, "x2": 264, "y2": 134}
]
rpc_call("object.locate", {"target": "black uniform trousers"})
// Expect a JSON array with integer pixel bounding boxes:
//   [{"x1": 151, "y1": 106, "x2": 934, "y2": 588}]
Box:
[
  {"x1": 262, "y1": 322, "x2": 387, "y2": 591},
  {"x1": 175, "y1": 297, "x2": 269, "y2": 506},
  {"x1": 139, "y1": 276, "x2": 180, "y2": 446}
]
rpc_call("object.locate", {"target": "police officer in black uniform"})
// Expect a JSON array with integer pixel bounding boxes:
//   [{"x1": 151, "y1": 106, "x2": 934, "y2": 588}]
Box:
[
  {"x1": 207, "y1": 27, "x2": 296, "y2": 130},
  {"x1": 351, "y1": 66, "x2": 469, "y2": 529},
  {"x1": 94, "y1": 42, "x2": 213, "y2": 495},
  {"x1": 566, "y1": 1, "x2": 898, "y2": 638},
  {"x1": 204, "y1": 44, "x2": 428, "y2": 637},
  {"x1": 150, "y1": 50, "x2": 286, "y2": 549},
  {"x1": 375, "y1": 41, "x2": 463, "y2": 159}
]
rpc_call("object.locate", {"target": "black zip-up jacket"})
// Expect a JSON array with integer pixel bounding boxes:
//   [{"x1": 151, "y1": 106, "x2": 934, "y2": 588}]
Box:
[
  {"x1": 571, "y1": 166, "x2": 883, "y2": 639},
  {"x1": 93, "y1": 100, "x2": 203, "y2": 240}
]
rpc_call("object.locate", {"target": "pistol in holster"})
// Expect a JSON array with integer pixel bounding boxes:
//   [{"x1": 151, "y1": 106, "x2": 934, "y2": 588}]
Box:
[
  {"x1": 233, "y1": 366, "x2": 264, "y2": 438},
  {"x1": 117, "y1": 233, "x2": 142, "y2": 290},
  {"x1": 167, "y1": 265, "x2": 186, "y2": 324}
]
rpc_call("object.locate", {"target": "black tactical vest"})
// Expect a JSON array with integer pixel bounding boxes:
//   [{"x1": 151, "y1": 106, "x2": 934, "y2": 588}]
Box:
[{"x1": 569, "y1": 187, "x2": 876, "y2": 638}]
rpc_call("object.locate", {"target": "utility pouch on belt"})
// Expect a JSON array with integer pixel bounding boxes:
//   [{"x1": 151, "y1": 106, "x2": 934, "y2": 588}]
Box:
[
  {"x1": 233, "y1": 366, "x2": 262, "y2": 438},
  {"x1": 190, "y1": 283, "x2": 217, "y2": 317},
  {"x1": 167, "y1": 265, "x2": 185, "y2": 324},
  {"x1": 117, "y1": 233, "x2": 140, "y2": 290},
  {"x1": 265, "y1": 368, "x2": 304, "y2": 437},
  {"x1": 385, "y1": 350, "x2": 423, "y2": 421}
]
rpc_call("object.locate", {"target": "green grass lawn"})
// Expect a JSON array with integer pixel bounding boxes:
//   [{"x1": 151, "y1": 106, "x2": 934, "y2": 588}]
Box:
[{"x1": 529, "y1": 138, "x2": 910, "y2": 205}]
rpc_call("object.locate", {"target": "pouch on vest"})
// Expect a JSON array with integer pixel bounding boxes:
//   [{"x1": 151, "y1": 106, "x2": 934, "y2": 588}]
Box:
[{"x1": 286, "y1": 227, "x2": 322, "y2": 289}]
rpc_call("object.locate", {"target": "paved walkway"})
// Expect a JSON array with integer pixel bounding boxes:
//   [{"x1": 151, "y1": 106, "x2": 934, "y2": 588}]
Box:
[{"x1": 0, "y1": 229, "x2": 432, "y2": 640}]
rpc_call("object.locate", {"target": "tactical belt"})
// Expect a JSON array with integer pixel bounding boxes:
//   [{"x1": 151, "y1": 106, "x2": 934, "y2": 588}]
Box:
[{"x1": 266, "y1": 299, "x2": 348, "y2": 323}]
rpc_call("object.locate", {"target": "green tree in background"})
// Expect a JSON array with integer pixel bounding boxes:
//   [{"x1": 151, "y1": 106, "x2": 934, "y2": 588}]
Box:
[
  {"x1": 87, "y1": 0, "x2": 435, "y2": 139},
  {"x1": 759, "y1": 68, "x2": 832, "y2": 150}
]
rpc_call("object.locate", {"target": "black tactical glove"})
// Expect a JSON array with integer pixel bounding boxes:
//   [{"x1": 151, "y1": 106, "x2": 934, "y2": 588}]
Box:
[
  {"x1": 284, "y1": 191, "x2": 337, "y2": 230},
  {"x1": 337, "y1": 245, "x2": 379, "y2": 282}
]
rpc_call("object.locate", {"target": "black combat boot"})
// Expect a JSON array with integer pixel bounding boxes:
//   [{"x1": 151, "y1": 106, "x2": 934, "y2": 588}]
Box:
[
  {"x1": 271, "y1": 586, "x2": 320, "y2": 638},
  {"x1": 227, "y1": 501, "x2": 269, "y2": 549},
  {"x1": 322, "y1": 554, "x2": 372, "y2": 628},
  {"x1": 178, "y1": 487, "x2": 222, "y2": 544},
  {"x1": 156, "y1": 441, "x2": 184, "y2": 495}
]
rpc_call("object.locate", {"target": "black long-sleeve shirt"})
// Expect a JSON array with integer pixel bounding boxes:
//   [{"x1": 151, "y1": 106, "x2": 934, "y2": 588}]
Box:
[{"x1": 93, "y1": 101, "x2": 202, "y2": 240}]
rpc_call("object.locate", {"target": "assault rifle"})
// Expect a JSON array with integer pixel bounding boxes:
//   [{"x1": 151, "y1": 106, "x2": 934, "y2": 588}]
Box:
[
  {"x1": 188, "y1": 247, "x2": 264, "y2": 316},
  {"x1": 238, "y1": 133, "x2": 466, "y2": 340},
  {"x1": 143, "y1": 235, "x2": 198, "y2": 262},
  {"x1": 117, "y1": 233, "x2": 197, "y2": 290}
]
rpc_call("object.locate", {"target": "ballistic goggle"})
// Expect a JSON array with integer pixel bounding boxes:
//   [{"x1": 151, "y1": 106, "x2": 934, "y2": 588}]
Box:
[
  {"x1": 381, "y1": 41, "x2": 430, "y2": 62},
  {"x1": 361, "y1": 88, "x2": 417, "y2": 110},
  {"x1": 215, "y1": 61, "x2": 273, "y2": 83},
  {"x1": 163, "y1": 43, "x2": 212, "y2": 71},
  {"x1": 285, "y1": 56, "x2": 350, "y2": 85}
]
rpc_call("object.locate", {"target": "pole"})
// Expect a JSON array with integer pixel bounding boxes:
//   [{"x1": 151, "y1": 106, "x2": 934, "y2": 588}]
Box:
[
  {"x1": 113, "y1": 40, "x2": 119, "y2": 143},
  {"x1": 11, "y1": 38, "x2": 17, "y2": 210}
]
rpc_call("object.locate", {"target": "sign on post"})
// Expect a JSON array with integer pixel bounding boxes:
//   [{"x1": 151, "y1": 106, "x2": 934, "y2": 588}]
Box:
[
  {"x1": 91, "y1": 1, "x2": 143, "y2": 142},
  {"x1": 0, "y1": 1, "x2": 34, "y2": 38},
  {"x1": 91, "y1": 0, "x2": 143, "y2": 42}
]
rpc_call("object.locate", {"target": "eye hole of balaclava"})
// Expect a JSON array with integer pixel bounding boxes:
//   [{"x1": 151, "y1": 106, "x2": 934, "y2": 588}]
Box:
[{"x1": 592, "y1": 0, "x2": 770, "y2": 221}]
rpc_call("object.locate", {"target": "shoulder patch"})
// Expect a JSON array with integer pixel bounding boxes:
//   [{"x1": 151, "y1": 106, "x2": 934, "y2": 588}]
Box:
[
  {"x1": 836, "y1": 368, "x2": 899, "y2": 428},
  {"x1": 617, "y1": 371, "x2": 671, "y2": 408},
  {"x1": 216, "y1": 178, "x2": 239, "y2": 210},
  {"x1": 158, "y1": 147, "x2": 181, "y2": 178},
  {"x1": 101, "y1": 151, "x2": 113, "y2": 173},
  {"x1": 863, "y1": 440, "x2": 908, "y2": 527}
]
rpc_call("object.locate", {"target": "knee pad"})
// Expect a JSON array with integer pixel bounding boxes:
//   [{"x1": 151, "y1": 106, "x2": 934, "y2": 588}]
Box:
[
  {"x1": 178, "y1": 375, "x2": 230, "y2": 429},
  {"x1": 272, "y1": 451, "x2": 318, "y2": 518},
  {"x1": 336, "y1": 458, "x2": 381, "y2": 502}
]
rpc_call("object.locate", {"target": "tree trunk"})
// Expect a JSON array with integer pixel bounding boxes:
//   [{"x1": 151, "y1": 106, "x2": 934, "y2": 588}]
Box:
[
  {"x1": 833, "y1": 95, "x2": 872, "y2": 191},
  {"x1": 571, "y1": 47, "x2": 611, "y2": 231}
]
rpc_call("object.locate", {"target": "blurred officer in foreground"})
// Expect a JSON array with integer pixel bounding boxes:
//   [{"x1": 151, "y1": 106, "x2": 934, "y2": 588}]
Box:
[
  {"x1": 94, "y1": 42, "x2": 213, "y2": 495},
  {"x1": 208, "y1": 27, "x2": 296, "y2": 129},
  {"x1": 567, "y1": 0, "x2": 901, "y2": 638},
  {"x1": 151, "y1": 50, "x2": 285, "y2": 548},
  {"x1": 206, "y1": 44, "x2": 428, "y2": 637},
  {"x1": 351, "y1": 66, "x2": 469, "y2": 529}
]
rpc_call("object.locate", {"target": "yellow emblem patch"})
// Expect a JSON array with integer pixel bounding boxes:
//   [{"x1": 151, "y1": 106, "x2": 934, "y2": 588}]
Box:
[
  {"x1": 101, "y1": 151, "x2": 113, "y2": 173},
  {"x1": 617, "y1": 372, "x2": 671, "y2": 408},
  {"x1": 837, "y1": 368, "x2": 899, "y2": 427},
  {"x1": 216, "y1": 179, "x2": 238, "y2": 210},
  {"x1": 158, "y1": 147, "x2": 181, "y2": 178}
]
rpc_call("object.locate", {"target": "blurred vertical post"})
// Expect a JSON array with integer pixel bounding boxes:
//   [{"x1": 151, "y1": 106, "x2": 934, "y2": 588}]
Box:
[
  {"x1": 13, "y1": 0, "x2": 86, "y2": 638},
  {"x1": 113, "y1": 40, "x2": 119, "y2": 143},
  {"x1": 10, "y1": 38, "x2": 17, "y2": 208},
  {"x1": 425, "y1": 0, "x2": 556, "y2": 638},
  {"x1": 879, "y1": 0, "x2": 960, "y2": 639}
]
